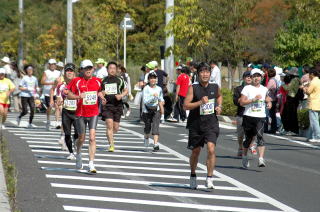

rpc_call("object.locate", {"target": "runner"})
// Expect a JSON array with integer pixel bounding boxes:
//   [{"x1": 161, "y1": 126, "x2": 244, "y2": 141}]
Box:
[
  {"x1": 117, "y1": 65, "x2": 132, "y2": 118},
  {"x1": 94, "y1": 58, "x2": 108, "y2": 80},
  {"x1": 239, "y1": 68, "x2": 272, "y2": 168},
  {"x1": 142, "y1": 72, "x2": 164, "y2": 151},
  {"x1": 16, "y1": 65, "x2": 39, "y2": 128},
  {"x1": 0, "y1": 67, "x2": 15, "y2": 124},
  {"x1": 101, "y1": 61, "x2": 128, "y2": 152},
  {"x1": 57, "y1": 63, "x2": 78, "y2": 159},
  {"x1": 41, "y1": 58, "x2": 61, "y2": 130},
  {"x1": 184, "y1": 62, "x2": 222, "y2": 189},
  {"x1": 67, "y1": 59, "x2": 102, "y2": 173}
]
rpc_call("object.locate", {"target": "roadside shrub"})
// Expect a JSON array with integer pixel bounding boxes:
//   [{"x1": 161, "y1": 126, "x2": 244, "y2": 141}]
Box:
[
  {"x1": 221, "y1": 88, "x2": 237, "y2": 116},
  {"x1": 297, "y1": 109, "x2": 310, "y2": 129}
]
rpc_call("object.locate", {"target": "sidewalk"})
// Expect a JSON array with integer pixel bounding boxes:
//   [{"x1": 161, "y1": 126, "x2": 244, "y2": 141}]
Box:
[{"x1": 0, "y1": 152, "x2": 11, "y2": 212}]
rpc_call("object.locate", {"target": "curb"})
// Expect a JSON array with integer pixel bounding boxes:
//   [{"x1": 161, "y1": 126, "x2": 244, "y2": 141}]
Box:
[{"x1": 0, "y1": 152, "x2": 11, "y2": 212}]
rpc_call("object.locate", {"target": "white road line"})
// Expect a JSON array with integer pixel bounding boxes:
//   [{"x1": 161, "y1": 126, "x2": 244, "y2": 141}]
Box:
[
  {"x1": 28, "y1": 144, "x2": 156, "y2": 150},
  {"x1": 64, "y1": 206, "x2": 139, "y2": 212},
  {"x1": 26, "y1": 140, "x2": 142, "y2": 144},
  {"x1": 267, "y1": 134, "x2": 320, "y2": 150},
  {"x1": 17, "y1": 134, "x2": 134, "y2": 137},
  {"x1": 32, "y1": 150, "x2": 182, "y2": 160},
  {"x1": 123, "y1": 127, "x2": 299, "y2": 212},
  {"x1": 57, "y1": 194, "x2": 280, "y2": 212},
  {"x1": 40, "y1": 161, "x2": 207, "y2": 173},
  {"x1": 41, "y1": 167, "x2": 223, "y2": 181},
  {"x1": 52, "y1": 183, "x2": 263, "y2": 202}
]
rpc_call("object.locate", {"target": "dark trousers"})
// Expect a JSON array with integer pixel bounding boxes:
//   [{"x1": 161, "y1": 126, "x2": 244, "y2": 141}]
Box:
[
  {"x1": 62, "y1": 109, "x2": 79, "y2": 154},
  {"x1": 19, "y1": 96, "x2": 35, "y2": 124},
  {"x1": 265, "y1": 101, "x2": 278, "y2": 133},
  {"x1": 173, "y1": 95, "x2": 186, "y2": 121},
  {"x1": 281, "y1": 96, "x2": 299, "y2": 134}
]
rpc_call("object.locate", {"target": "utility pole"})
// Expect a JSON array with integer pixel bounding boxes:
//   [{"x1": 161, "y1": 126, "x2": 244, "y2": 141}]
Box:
[
  {"x1": 165, "y1": 0, "x2": 174, "y2": 92},
  {"x1": 124, "y1": 18, "x2": 127, "y2": 68},
  {"x1": 18, "y1": 0, "x2": 24, "y2": 70},
  {"x1": 66, "y1": 0, "x2": 73, "y2": 63}
]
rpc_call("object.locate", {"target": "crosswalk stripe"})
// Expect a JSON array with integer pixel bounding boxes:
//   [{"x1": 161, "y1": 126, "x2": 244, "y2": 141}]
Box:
[
  {"x1": 52, "y1": 183, "x2": 264, "y2": 202},
  {"x1": 40, "y1": 161, "x2": 207, "y2": 173},
  {"x1": 26, "y1": 140, "x2": 142, "y2": 144},
  {"x1": 28, "y1": 144, "x2": 155, "y2": 150},
  {"x1": 63, "y1": 206, "x2": 139, "y2": 212},
  {"x1": 57, "y1": 194, "x2": 280, "y2": 212},
  {"x1": 48, "y1": 175, "x2": 240, "y2": 190}
]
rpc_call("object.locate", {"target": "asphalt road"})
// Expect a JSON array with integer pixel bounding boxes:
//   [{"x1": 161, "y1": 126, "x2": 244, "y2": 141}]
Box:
[{"x1": 2, "y1": 108, "x2": 320, "y2": 212}]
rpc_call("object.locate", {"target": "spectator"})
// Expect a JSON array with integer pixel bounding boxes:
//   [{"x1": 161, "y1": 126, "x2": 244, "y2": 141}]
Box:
[
  {"x1": 266, "y1": 68, "x2": 278, "y2": 133},
  {"x1": 1, "y1": 56, "x2": 13, "y2": 80},
  {"x1": 11, "y1": 62, "x2": 23, "y2": 112},
  {"x1": 209, "y1": 61, "x2": 221, "y2": 87}
]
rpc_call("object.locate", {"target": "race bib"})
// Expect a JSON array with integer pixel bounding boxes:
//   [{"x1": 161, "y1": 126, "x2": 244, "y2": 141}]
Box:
[
  {"x1": 251, "y1": 100, "x2": 265, "y2": 112},
  {"x1": 0, "y1": 84, "x2": 8, "y2": 93},
  {"x1": 105, "y1": 83, "x2": 117, "y2": 95},
  {"x1": 64, "y1": 99, "x2": 77, "y2": 110},
  {"x1": 200, "y1": 99, "x2": 215, "y2": 115},
  {"x1": 83, "y1": 91, "x2": 97, "y2": 105}
]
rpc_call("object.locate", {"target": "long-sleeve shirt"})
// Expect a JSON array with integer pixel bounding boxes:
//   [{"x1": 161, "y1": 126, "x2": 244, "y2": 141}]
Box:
[
  {"x1": 142, "y1": 84, "x2": 164, "y2": 113},
  {"x1": 283, "y1": 77, "x2": 300, "y2": 98}
]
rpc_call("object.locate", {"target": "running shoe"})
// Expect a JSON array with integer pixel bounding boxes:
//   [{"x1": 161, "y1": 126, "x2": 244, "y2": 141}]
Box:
[
  {"x1": 258, "y1": 158, "x2": 266, "y2": 167},
  {"x1": 55, "y1": 125, "x2": 61, "y2": 129},
  {"x1": 242, "y1": 156, "x2": 250, "y2": 168},
  {"x1": 66, "y1": 153, "x2": 76, "y2": 160},
  {"x1": 167, "y1": 117, "x2": 178, "y2": 122},
  {"x1": 16, "y1": 116, "x2": 21, "y2": 126},
  {"x1": 27, "y1": 124, "x2": 33, "y2": 129},
  {"x1": 205, "y1": 177, "x2": 215, "y2": 189},
  {"x1": 121, "y1": 115, "x2": 125, "y2": 119},
  {"x1": 76, "y1": 153, "x2": 83, "y2": 169},
  {"x1": 190, "y1": 176, "x2": 197, "y2": 189},
  {"x1": 144, "y1": 138, "x2": 149, "y2": 147},
  {"x1": 108, "y1": 145, "x2": 115, "y2": 152},
  {"x1": 309, "y1": 138, "x2": 320, "y2": 143},
  {"x1": 89, "y1": 162, "x2": 97, "y2": 173},
  {"x1": 126, "y1": 110, "x2": 131, "y2": 117},
  {"x1": 250, "y1": 146, "x2": 257, "y2": 155},
  {"x1": 153, "y1": 144, "x2": 160, "y2": 151}
]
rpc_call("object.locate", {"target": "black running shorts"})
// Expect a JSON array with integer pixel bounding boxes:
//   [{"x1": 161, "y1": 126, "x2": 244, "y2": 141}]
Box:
[
  {"x1": 101, "y1": 105, "x2": 123, "y2": 122},
  {"x1": 187, "y1": 123, "x2": 219, "y2": 150}
]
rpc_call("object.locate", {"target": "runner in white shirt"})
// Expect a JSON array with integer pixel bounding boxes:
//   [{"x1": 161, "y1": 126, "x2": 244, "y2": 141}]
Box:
[
  {"x1": 41, "y1": 58, "x2": 61, "y2": 130},
  {"x1": 94, "y1": 58, "x2": 108, "y2": 80},
  {"x1": 239, "y1": 68, "x2": 272, "y2": 168}
]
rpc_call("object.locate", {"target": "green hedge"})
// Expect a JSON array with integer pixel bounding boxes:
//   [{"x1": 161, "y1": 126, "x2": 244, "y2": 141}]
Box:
[
  {"x1": 221, "y1": 88, "x2": 237, "y2": 116},
  {"x1": 297, "y1": 109, "x2": 310, "y2": 129}
]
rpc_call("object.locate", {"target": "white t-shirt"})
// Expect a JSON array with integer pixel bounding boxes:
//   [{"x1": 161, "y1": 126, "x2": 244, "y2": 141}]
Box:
[
  {"x1": 210, "y1": 66, "x2": 221, "y2": 87},
  {"x1": 94, "y1": 66, "x2": 108, "y2": 79},
  {"x1": 241, "y1": 84, "x2": 268, "y2": 118},
  {"x1": 42, "y1": 69, "x2": 61, "y2": 96},
  {"x1": 19, "y1": 76, "x2": 38, "y2": 97}
]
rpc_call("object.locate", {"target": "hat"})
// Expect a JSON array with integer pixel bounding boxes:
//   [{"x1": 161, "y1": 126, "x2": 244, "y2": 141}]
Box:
[
  {"x1": 274, "y1": 66, "x2": 283, "y2": 75},
  {"x1": 48, "y1": 59, "x2": 57, "y2": 64},
  {"x1": 242, "y1": 71, "x2": 251, "y2": 78},
  {"x1": 250, "y1": 68, "x2": 264, "y2": 76},
  {"x1": 57, "y1": 61, "x2": 64, "y2": 68},
  {"x1": 150, "y1": 61, "x2": 158, "y2": 67},
  {"x1": 148, "y1": 71, "x2": 157, "y2": 80},
  {"x1": 1, "y1": 56, "x2": 10, "y2": 64},
  {"x1": 95, "y1": 58, "x2": 106, "y2": 65},
  {"x1": 0, "y1": 68, "x2": 5, "y2": 74},
  {"x1": 80, "y1": 59, "x2": 93, "y2": 69},
  {"x1": 146, "y1": 62, "x2": 156, "y2": 70},
  {"x1": 64, "y1": 63, "x2": 75, "y2": 72},
  {"x1": 262, "y1": 63, "x2": 271, "y2": 69},
  {"x1": 288, "y1": 67, "x2": 299, "y2": 76}
]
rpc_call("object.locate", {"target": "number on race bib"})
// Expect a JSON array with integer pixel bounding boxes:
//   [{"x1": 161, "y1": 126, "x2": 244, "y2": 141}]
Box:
[
  {"x1": 105, "y1": 83, "x2": 117, "y2": 95},
  {"x1": 200, "y1": 99, "x2": 215, "y2": 115},
  {"x1": 83, "y1": 91, "x2": 97, "y2": 105},
  {"x1": 251, "y1": 100, "x2": 265, "y2": 112},
  {"x1": 64, "y1": 99, "x2": 77, "y2": 110}
]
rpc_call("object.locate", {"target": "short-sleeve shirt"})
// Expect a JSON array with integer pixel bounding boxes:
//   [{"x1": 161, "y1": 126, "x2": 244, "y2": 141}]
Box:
[
  {"x1": 101, "y1": 76, "x2": 126, "y2": 107},
  {"x1": 241, "y1": 85, "x2": 268, "y2": 118},
  {"x1": 155, "y1": 69, "x2": 168, "y2": 88},
  {"x1": 19, "y1": 75, "x2": 38, "y2": 98},
  {"x1": 176, "y1": 73, "x2": 190, "y2": 97},
  {"x1": 0, "y1": 78, "x2": 15, "y2": 104},
  {"x1": 67, "y1": 77, "x2": 101, "y2": 117},
  {"x1": 142, "y1": 85, "x2": 164, "y2": 113},
  {"x1": 42, "y1": 69, "x2": 61, "y2": 96}
]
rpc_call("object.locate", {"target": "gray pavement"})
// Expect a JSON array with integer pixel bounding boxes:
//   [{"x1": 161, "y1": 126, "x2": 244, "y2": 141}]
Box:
[{"x1": 0, "y1": 109, "x2": 319, "y2": 211}]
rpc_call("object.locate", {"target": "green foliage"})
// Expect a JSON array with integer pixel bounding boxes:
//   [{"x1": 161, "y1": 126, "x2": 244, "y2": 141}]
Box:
[
  {"x1": 221, "y1": 88, "x2": 237, "y2": 116},
  {"x1": 297, "y1": 108, "x2": 310, "y2": 129}
]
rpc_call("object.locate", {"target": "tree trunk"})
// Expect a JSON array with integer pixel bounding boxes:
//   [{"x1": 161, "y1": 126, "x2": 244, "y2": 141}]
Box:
[
  {"x1": 227, "y1": 62, "x2": 233, "y2": 90},
  {"x1": 237, "y1": 61, "x2": 243, "y2": 86}
]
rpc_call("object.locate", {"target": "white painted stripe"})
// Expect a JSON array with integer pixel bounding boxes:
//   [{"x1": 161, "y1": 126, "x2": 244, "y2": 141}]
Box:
[
  {"x1": 32, "y1": 149, "x2": 181, "y2": 160},
  {"x1": 17, "y1": 134, "x2": 134, "y2": 138},
  {"x1": 267, "y1": 134, "x2": 320, "y2": 150},
  {"x1": 219, "y1": 123, "x2": 236, "y2": 130},
  {"x1": 28, "y1": 144, "x2": 156, "y2": 150},
  {"x1": 52, "y1": 183, "x2": 263, "y2": 202},
  {"x1": 9, "y1": 120, "x2": 38, "y2": 127},
  {"x1": 41, "y1": 167, "x2": 222, "y2": 181},
  {"x1": 64, "y1": 206, "x2": 138, "y2": 212},
  {"x1": 57, "y1": 194, "x2": 280, "y2": 212},
  {"x1": 123, "y1": 127, "x2": 299, "y2": 212},
  {"x1": 40, "y1": 161, "x2": 206, "y2": 173},
  {"x1": 26, "y1": 140, "x2": 142, "y2": 144}
]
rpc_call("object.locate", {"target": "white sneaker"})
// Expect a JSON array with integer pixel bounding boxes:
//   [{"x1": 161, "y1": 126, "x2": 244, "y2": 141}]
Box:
[
  {"x1": 66, "y1": 153, "x2": 76, "y2": 160},
  {"x1": 16, "y1": 117, "x2": 21, "y2": 126},
  {"x1": 126, "y1": 110, "x2": 131, "y2": 117},
  {"x1": 167, "y1": 117, "x2": 178, "y2": 122},
  {"x1": 27, "y1": 124, "x2": 33, "y2": 129},
  {"x1": 76, "y1": 153, "x2": 83, "y2": 169},
  {"x1": 89, "y1": 161, "x2": 97, "y2": 173},
  {"x1": 160, "y1": 114, "x2": 165, "y2": 124},
  {"x1": 258, "y1": 157, "x2": 266, "y2": 167},
  {"x1": 190, "y1": 176, "x2": 197, "y2": 189},
  {"x1": 309, "y1": 138, "x2": 320, "y2": 143},
  {"x1": 205, "y1": 177, "x2": 215, "y2": 189},
  {"x1": 242, "y1": 156, "x2": 250, "y2": 168},
  {"x1": 144, "y1": 138, "x2": 149, "y2": 147}
]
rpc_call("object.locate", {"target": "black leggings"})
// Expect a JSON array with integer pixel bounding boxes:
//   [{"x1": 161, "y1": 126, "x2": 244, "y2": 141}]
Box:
[
  {"x1": 19, "y1": 96, "x2": 35, "y2": 124},
  {"x1": 62, "y1": 109, "x2": 79, "y2": 153},
  {"x1": 123, "y1": 102, "x2": 130, "y2": 110}
]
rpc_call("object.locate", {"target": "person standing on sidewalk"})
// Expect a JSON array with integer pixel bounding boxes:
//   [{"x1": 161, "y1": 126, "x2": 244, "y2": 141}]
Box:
[
  {"x1": 233, "y1": 71, "x2": 252, "y2": 157},
  {"x1": 101, "y1": 62, "x2": 128, "y2": 152},
  {"x1": 303, "y1": 68, "x2": 320, "y2": 142},
  {"x1": 239, "y1": 68, "x2": 272, "y2": 168},
  {"x1": 0, "y1": 68, "x2": 15, "y2": 124},
  {"x1": 142, "y1": 72, "x2": 164, "y2": 151},
  {"x1": 41, "y1": 59, "x2": 61, "y2": 130},
  {"x1": 67, "y1": 59, "x2": 103, "y2": 173},
  {"x1": 16, "y1": 65, "x2": 39, "y2": 128},
  {"x1": 57, "y1": 63, "x2": 78, "y2": 159},
  {"x1": 184, "y1": 62, "x2": 222, "y2": 189}
]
